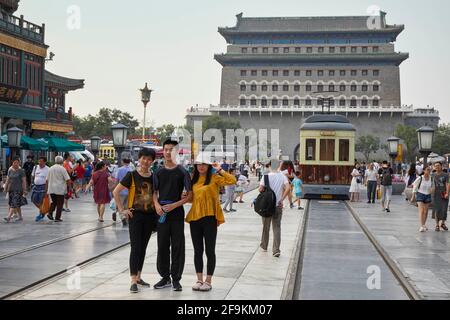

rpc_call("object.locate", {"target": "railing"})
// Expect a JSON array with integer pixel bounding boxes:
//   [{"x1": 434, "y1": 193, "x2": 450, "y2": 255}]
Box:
[
  {"x1": 46, "y1": 110, "x2": 71, "y2": 122},
  {"x1": 206, "y1": 104, "x2": 414, "y2": 113},
  {"x1": 0, "y1": 13, "x2": 45, "y2": 43}
]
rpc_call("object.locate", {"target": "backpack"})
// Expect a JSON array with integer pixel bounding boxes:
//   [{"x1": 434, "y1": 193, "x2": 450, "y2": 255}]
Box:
[
  {"x1": 254, "y1": 175, "x2": 277, "y2": 218},
  {"x1": 381, "y1": 168, "x2": 392, "y2": 186}
]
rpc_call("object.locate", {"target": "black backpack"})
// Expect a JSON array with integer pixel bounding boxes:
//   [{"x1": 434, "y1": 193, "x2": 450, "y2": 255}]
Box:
[
  {"x1": 254, "y1": 175, "x2": 277, "y2": 218},
  {"x1": 381, "y1": 168, "x2": 393, "y2": 186}
]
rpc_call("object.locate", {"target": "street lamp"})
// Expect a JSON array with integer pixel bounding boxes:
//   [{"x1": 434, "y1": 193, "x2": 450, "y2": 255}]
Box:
[
  {"x1": 313, "y1": 90, "x2": 337, "y2": 114},
  {"x1": 417, "y1": 126, "x2": 435, "y2": 167},
  {"x1": 387, "y1": 136, "x2": 400, "y2": 172},
  {"x1": 140, "y1": 83, "x2": 153, "y2": 141},
  {"x1": 7, "y1": 126, "x2": 23, "y2": 161},
  {"x1": 90, "y1": 136, "x2": 102, "y2": 161},
  {"x1": 111, "y1": 123, "x2": 128, "y2": 166}
]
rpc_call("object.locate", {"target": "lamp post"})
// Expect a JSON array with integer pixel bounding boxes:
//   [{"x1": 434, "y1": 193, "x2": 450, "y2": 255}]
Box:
[
  {"x1": 140, "y1": 83, "x2": 153, "y2": 142},
  {"x1": 7, "y1": 126, "x2": 23, "y2": 162},
  {"x1": 417, "y1": 126, "x2": 435, "y2": 168},
  {"x1": 90, "y1": 136, "x2": 101, "y2": 161},
  {"x1": 387, "y1": 136, "x2": 400, "y2": 172},
  {"x1": 314, "y1": 90, "x2": 337, "y2": 114},
  {"x1": 111, "y1": 124, "x2": 128, "y2": 167}
]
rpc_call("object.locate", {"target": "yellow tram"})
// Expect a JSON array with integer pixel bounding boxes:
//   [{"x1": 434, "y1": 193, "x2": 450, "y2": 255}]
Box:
[{"x1": 299, "y1": 114, "x2": 356, "y2": 200}]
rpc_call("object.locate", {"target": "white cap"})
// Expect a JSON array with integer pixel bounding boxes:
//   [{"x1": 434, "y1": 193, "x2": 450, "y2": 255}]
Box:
[{"x1": 194, "y1": 152, "x2": 212, "y2": 165}]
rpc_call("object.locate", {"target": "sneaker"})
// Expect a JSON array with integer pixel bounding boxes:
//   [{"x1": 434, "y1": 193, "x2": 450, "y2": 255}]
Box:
[
  {"x1": 47, "y1": 214, "x2": 54, "y2": 221},
  {"x1": 153, "y1": 278, "x2": 172, "y2": 289},
  {"x1": 239, "y1": 200, "x2": 245, "y2": 203},
  {"x1": 273, "y1": 252, "x2": 281, "y2": 258},
  {"x1": 55, "y1": 219, "x2": 63, "y2": 223},
  {"x1": 122, "y1": 218, "x2": 128, "y2": 226},
  {"x1": 112, "y1": 212, "x2": 117, "y2": 222},
  {"x1": 35, "y1": 214, "x2": 44, "y2": 222},
  {"x1": 130, "y1": 283, "x2": 139, "y2": 294},
  {"x1": 386, "y1": 208, "x2": 391, "y2": 213},
  {"x1": 65, "y1": 209, "x2": 71, "y2": 213},
  {"x1": 230, "y1": 209, "x2": 237, "y2": 212},
  {"x1": 13, "y1": 217, "x2": 23, "y2": 222},
  {"x1": 172, "y1": 280, "x2": 182, "y2": 292},
  {"x1": 223, "y1": 209, "x2": 229, "y2": 213},
  {"x1": 192, "y1": 281, "x2": 203, "y2": 291},
  {"x1": 3, "y1": 217, "x2": 10, "y2": 223},
  {"x1": 367, "y1": 201, "x2": 371, "y2": 204},
  {"x1": 419, "y1": 227, "x2": 426, "y2": 233},
  {"x1": 137, "y1": 279, "x2": 150, "y2": 287},
  {"x1": 298, "y1": 207, "x2": 304, "y2": 210},
  {"x1": 260, "y1": 245, "x2": 268, "y2": 252}
]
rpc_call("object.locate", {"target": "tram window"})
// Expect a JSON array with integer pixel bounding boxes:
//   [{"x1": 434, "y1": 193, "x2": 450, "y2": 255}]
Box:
[
  {"x1": 305, "y1": 139, "x2": 316, "y2": 161},
  {"x1": 339, "y1": 139, "x2": 350, "y2": 161},
  {"x1": 320, "y1": 139, "x2": 335, "y2": 161}
]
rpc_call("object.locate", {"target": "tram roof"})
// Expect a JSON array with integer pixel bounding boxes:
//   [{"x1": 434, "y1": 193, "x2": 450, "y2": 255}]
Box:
[{"x1": 301, "y1": 114, "x2": 356, "y2": 131}]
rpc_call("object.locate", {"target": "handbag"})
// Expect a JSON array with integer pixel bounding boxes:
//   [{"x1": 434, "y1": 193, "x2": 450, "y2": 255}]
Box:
[
  {"x1": 410, "y1": 193, "x2": 418, "y2": 207},
  {"x1": 20, "y1": 195, "x2": 28, "y2": 206},
  {"x1": 376, "y1": 188, "x2": 381, "y2": 200},
  {"x1": 39, "y1": 195, "x2": 50, "y2": 215}
]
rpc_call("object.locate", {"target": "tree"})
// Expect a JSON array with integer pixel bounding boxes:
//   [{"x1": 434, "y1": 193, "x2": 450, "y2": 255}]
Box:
[
  {"x1": 432, "y1": 124, "x2": 450, "y2": 155},
  {"x1": 203, "y1": 115, "x2": 241, "y2": 135},
  {"x1": 155, "y1": 124, "x2": 176, "y2": 144},
  {"x1": 395, "y1": 125, "x2": 418, "y2": 163},
  {"x1": 356, "y1": 135, "x2": 380, "y2": 162},
  {"x1": 73, "y1": 108, "x2": 140, "y2": 139}
]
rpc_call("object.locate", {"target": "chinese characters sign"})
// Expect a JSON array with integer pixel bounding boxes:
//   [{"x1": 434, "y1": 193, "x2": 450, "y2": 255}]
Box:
[{"x1": 0, "y1": 84, "x2": 28, "y2": 104}]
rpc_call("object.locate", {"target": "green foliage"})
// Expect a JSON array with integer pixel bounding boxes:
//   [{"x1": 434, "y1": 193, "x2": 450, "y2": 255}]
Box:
[
  {"x1": 356, "y1": 135, "x2": 380, "y2": 161},
  {"x1": 73, "y1": 108, "x2": 140, "y2": 139},
  {"x1": 432, "y1": 124, "x2": 450, "y2": 155}
]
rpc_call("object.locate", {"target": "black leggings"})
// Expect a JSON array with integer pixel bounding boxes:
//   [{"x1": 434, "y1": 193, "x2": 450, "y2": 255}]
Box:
[
  {"x1": 129, "y1": 211, "x2": 155, "y2": 276},
  {"x1": 190, "y1": 216, "x2": 218, "y2": 276}
]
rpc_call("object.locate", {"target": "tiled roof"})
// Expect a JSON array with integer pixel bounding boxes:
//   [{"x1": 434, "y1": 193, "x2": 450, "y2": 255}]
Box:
[{"x1": 45, "y1": 70, "x2": 84, "y2": 91}]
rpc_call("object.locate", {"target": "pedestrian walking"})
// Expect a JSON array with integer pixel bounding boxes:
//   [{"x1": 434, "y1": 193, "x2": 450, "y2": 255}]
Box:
[
  {"x1": 152, "y1": 139, "x2": 193, "y2": 292},
  {"x1": 88, "y1": 161, "x2": 112, "y2": 222},
  {"x1": 63, "y1": 153, "x2": 75, "y2": 213},
  {"x1": 431, "y1": 162, "x2": 449, "y2": 232},
  {"x1": 73, "y1": 160, "x2": 85, "y2": 198},
  {"x1": 113, "y1": 148, "x2": 159, "y2": 294},
  {"x1": 404, "y1": 164, "x2": 417, "y2": 201},
  {"x1": 186, "y1": 154, "x2": 236, "y2": 292},
  {"x1": 23, "y1": 155, "x2": 35, "y2": 191},
  {"x1": 349, "y1": 163, "x2": 361, "y2": 202},
  {"x1": 378, "y1": 161, "x2": 394, "y2": 213},
  {"x1": 223, "y1": 168, "x2": 237, "y2": 213},
  {"x1": 3, "y1": 157, "x2": 27, "y2": 223},
  {"x1": 292, "y1": 171, "x2": 304, "y2": 210},
  {"x1": 32, "y1": 157, "x2": 50, "y2": 222},
  {"x1": 365, "y1": 163, "x2": 379, "y2": 204},
  {"x1": 280, "y1": 161, "x2": 295, "y2": 208},
  {"x1": 258, "y1": 160, "x2": 290, "y2": 257},
  {"x1": 234, "y1": 171, "x2": 249, "y2": 203},
  {"x1": 412, "y1": 166, "x2": 432, "y2": 232},
  {"x1": 83, "y1": 160, "x2": 93, "y2": 193},
  {"x1": 47, "y1": 156, "x2": 71, "y2": 222}
]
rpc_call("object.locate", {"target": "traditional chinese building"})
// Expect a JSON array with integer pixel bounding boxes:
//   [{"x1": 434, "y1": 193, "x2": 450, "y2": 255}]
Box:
[
  {"x1": 0, "y1": 0, "x2": 84, "y2": 168},
  {"x1": 186, "y1": 12, "x2": 440, "y2": 160}
]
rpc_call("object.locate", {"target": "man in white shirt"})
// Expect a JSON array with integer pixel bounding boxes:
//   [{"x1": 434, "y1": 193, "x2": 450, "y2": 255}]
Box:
[
  {"x1": 258, "y1": 161, "x2": 290, "y2": 258},
  {"x1": 47, "y1": 156, "x2": 71, "y2": 222},
  {"x1": 32, "y1": 157, "x2": 50, "y2": 222}
]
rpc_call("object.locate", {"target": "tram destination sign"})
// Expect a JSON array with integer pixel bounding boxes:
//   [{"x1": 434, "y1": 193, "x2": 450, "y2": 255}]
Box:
[{"x1": 320, "y1": 131, "x2": 336, "y2": 136}]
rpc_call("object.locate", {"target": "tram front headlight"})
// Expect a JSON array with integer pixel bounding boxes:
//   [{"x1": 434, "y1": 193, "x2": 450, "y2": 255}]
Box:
[{"x1": 324, "y1": 175, "x2": 331, "y2": 182}]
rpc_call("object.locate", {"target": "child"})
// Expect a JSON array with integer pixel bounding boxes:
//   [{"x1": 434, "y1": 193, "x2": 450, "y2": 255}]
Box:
[
  {"x1": 293, "y1": 171, "x2": 304, "y2": 210},
  {"x1": 223, "y1": 168, "x2": 237, "y2": 213}
]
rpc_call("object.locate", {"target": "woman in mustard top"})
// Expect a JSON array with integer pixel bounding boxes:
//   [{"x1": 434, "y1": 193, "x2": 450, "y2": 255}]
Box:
[{"x1": 186, "y1": 154, "x2": 237, "y2": 292}]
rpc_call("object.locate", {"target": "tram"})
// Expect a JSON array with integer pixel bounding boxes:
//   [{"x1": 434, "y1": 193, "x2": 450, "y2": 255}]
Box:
[{"x1": 299, "y1": 114, "x2": 356, "y2": 200}]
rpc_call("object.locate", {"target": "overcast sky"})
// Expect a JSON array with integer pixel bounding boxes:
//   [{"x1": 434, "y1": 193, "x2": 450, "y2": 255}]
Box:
[{"x1": 17, "y1": 0, "x2": 450, "y2": 127}]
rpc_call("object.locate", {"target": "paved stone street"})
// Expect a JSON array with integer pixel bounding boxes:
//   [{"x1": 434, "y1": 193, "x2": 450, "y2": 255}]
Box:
[
  {"x1": 8, "y1": 189, "x2": 304, "y2": 300},
  {"x1": 349, "y1": 193, "x2": 450, "y2": 300}
]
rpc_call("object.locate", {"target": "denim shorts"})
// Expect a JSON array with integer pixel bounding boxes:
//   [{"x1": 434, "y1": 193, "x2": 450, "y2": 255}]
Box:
[{"x1": 416, "y1": 192, "x2": 432, "y2": 204}]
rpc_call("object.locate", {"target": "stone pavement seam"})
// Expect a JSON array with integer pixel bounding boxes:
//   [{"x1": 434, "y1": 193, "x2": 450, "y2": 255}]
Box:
[
  {"x1": 281, "y1": 200, "x2": 309, "y2": 300},
  {"x1": 346, "y1": 201, "x2": 424, "y2": 300}
]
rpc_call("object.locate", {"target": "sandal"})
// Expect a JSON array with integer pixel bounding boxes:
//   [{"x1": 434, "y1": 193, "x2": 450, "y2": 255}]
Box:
[
  {"x1": 192, "y1": 281, "x2": 203, "y2": 291},
  {"x1": 199, "y1": 282, "x2": 212, "y2": 292}
]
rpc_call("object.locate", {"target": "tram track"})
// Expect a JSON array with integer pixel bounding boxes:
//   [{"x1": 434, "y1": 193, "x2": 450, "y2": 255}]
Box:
[
  {"x1": 292, "y1": 200, "x2": 421, "y2": 300},
  {"x1": 2, "y1": 183, "x2": 260, "y2": 300}
]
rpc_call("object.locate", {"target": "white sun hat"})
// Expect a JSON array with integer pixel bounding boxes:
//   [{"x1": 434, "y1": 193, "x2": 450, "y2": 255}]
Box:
[{"x1": 194, "y1": 152, "x2": 213, "y2": 165}]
